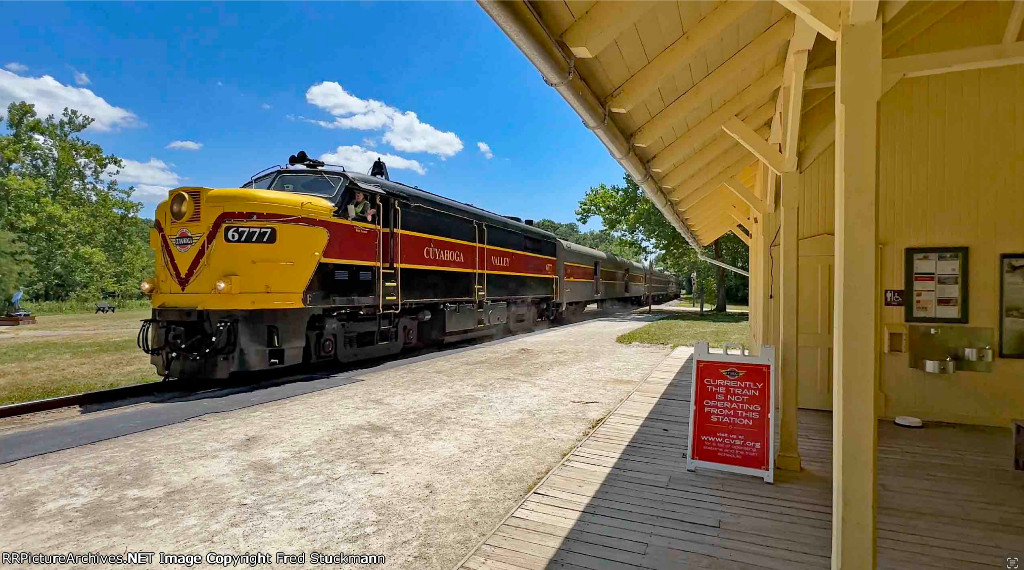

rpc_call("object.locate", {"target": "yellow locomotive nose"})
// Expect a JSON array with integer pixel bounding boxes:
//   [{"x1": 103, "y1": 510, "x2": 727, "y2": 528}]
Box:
[{"x1": 149, "y1": 187, "x2": 332, "y2": 309}]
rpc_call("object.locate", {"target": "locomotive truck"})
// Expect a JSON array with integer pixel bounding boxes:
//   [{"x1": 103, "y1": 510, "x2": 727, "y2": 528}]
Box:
[{"x1": 138, "y1": 152, "x2": 678, "y2": 379}]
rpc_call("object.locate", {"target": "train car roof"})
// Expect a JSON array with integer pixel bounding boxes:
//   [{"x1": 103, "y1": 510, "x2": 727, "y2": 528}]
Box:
[
  {"x1": 256, "y1": 163, "x2": 677, "y2": 279},
  {"x1": 344, "y1": 170, "x2": 560, "y2": 241}
]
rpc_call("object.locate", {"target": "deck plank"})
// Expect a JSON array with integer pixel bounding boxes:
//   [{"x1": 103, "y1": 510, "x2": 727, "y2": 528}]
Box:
[{"x1": 455, "y1": 347, "x2": 1024, "y2": 569}]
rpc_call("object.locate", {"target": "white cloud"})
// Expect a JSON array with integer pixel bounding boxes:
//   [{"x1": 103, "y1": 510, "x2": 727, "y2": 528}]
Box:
[
  {"x1": 107, "y1": 158, "x2": 183, "y2": 198},
  {"x1": 166, "y1": 140, "x2": 202, "y2": 151},
  {"x1": 72, "y1": 70, "x2": 90, "y2": 86},
  {"x1": 0, "y1": 69, "x2": 138, "y2": 131},
  {"x1": 305, "y1": 82, "x2": 463, "y2": 158},
  {"x1": 4, "y1": 62, "x2": 28, "y2": 73},
  {"x1": 320, "y1": 145, "x2": 425, "y2": 176},
  {"x1": 361, "y1": 137, "x2": 377, "y2": 148},
  {"x1": 477, "y1": 141, "x2": 494, "y2": 160},
  {"x1": 261, "y1": 103, "x2": 272, "y2": 110}
]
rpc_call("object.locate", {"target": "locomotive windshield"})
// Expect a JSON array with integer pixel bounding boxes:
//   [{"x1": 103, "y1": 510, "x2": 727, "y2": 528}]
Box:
[{"x1": 243, "y1": 171, "x2": 346, "y2": 197}]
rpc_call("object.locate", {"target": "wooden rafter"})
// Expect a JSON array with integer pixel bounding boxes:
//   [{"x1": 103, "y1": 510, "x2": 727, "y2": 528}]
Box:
[
  {"x1": 883, "y1": 0, "x2": 964, "y2": 57},
  {"x1": 667, "y1": 143, "x2": 752, "y2": 195},
  {"x1": 883, "y1": 40, "x2": 1024, "y2": 90},
  {"x1": 648, "y1": 68, "x2": 782, "y2": 173},
  {"x1": 661, "y1": 124, "x2": 771, "y2": 187},
  {"x1": 560, "y1": 1, "x2": 657, "y2": 58},
  {"x1": 604, "y1": 1, "x2": 759, "y2": 114},
  {"x1": 675, "y1": 155, "x2": 757, "y2": 210},
  {"x1": 776, "y1": 0, "x2": 840, "y2": 41},
  {"x1": 631, "y1": 14, "x2": 795, "y2": 148},
  {"x1": 732, "y1": 225, "x2": 751, "y2": 245},
  {"x1": 1005, "y1": 1, "x2": 1024, "y2": 44},
  {"x1": 723, "y1": 177, "x2": 767, "y2": 216},
  {"x1": 723, "y1": 117, "x2": 789, "y2": 174},
  {"x1": 683, "y1": 191, "x2": 748, "y2": 222},
  {"x1": 881, "y1": 0, "x2": 910, "y2": 24},
  {"x1": 849, "y1": 0, "x2": 879, "y2": 25}
]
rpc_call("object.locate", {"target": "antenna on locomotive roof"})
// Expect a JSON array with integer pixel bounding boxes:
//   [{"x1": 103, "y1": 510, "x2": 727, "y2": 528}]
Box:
[{"x1": 369, "y1": 157, "x2": 390, "y2": 181}]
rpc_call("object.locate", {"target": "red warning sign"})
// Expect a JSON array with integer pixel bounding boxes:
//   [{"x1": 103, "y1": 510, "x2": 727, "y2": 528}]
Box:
[{"x1": 687, "y1": 342, "x2": 775, "y2": 483}]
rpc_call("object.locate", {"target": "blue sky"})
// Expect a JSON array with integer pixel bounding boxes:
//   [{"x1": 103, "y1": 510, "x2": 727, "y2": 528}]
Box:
[{"x1": 0, "y1": 2, "x2": 625, "y2": 226}]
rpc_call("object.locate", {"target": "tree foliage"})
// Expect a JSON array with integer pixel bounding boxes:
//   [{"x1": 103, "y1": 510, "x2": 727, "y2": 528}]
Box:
[
  {"x1": 533, "y1": 219, "x2": 645, "y2": 261},
  {"x1": 0, "y1": 102, "x2": 152, "y2": 301},
  {"x1": 0, "y1": 230, "x2": 34, "y2": 312},
  {"x1": 576, "y1": 173, "x2": 749, "y2": 306}
]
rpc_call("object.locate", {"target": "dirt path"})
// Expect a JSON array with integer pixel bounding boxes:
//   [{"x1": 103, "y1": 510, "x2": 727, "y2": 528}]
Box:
[{"x1": 0, "y1": 316, "x2": 670, "y2": 569}]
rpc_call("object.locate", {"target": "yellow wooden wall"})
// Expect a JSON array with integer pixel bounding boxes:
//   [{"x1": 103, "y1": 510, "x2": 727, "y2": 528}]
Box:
[
  {"x1": 792, "y1": 61, "x2": 1024, "y2": 426},
  {"x1": 876, "y1": 63, "x2": 1024, "y2": 426}
]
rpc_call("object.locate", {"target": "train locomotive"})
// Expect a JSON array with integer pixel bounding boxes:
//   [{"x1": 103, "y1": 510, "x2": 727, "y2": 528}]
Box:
[{"x1": 139, "y1": 152, "x2": 679, "y2": 379}]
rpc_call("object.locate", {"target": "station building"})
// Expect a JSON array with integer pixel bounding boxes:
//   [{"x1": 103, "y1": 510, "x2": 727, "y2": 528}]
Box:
[{"x1": 481, "y1": 1, "x2": 1024, "y2": 566}]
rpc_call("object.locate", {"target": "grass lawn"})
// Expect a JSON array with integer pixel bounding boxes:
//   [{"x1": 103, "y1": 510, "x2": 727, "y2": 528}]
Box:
[
  {"x1": 618, "y1": 310, "x2": 749, "y2": 349},
  {"x1": 0, "y1": 309, "x2": 159, "y2": 406},
  {"x1": 669, "y1": 294, "x2": 749, "y2": 313}
]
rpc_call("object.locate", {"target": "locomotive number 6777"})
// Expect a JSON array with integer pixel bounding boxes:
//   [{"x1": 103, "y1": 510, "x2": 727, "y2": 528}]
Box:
[{"x1": 138, "y1": 152, "x2": 678, "y2": 379}]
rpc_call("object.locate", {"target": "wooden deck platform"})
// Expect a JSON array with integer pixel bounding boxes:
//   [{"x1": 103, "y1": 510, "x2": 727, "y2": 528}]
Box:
[{"x1": 456, "y1": 347, "x2": 1024, "y2": 570}]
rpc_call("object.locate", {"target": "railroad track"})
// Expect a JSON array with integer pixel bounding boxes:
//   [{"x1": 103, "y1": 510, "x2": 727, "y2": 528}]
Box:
[{"x1": 0, "y1": 307, "x2": 651, "y2": 421}]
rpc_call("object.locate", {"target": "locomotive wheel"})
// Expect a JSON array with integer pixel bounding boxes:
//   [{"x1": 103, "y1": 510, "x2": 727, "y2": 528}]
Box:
[{"x1": 507, "y1": 303, "x2": 538, "y2": 334}]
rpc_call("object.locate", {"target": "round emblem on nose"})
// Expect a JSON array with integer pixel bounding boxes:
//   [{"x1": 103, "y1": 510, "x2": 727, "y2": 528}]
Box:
[{"x1": 172, "y1": 228, "x2": 202, "y2": 253}]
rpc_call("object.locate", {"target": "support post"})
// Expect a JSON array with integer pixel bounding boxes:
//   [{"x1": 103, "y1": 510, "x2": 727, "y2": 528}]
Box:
[
  {"x1": 751, "y1": 163, "x2": 778, "y2": 353},
  {"x1": 777, "y1": 171, "x2": 801, "y2": 472},
  {"x1": 832, "y1": 12, "x2": 881, "y2": 570}
]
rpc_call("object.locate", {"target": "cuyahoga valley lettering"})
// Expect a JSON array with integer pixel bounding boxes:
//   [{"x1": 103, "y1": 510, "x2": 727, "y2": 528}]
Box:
[
  {"x1": 489, "y1": 255, "x2": 510, "y2": 267},
  {"x1": 424, "y1": 246, "x2": 464, "y2": 263}
]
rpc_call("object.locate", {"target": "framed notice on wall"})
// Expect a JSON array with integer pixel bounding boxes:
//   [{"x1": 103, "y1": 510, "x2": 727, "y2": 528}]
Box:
[
  {"x1": 686, "y1": 342, "x2": 775, "y2": 483},
  {"x1": 1000, "y1": 254, "x2": 1024, "y2": 358},
  {"x1": 904, "y1": 247, "x2": 969, "y2": 324}
]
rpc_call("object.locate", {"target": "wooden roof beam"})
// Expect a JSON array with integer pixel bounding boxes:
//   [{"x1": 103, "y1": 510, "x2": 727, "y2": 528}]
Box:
[
  {"x1": 698, "y1": 221, "x2": 738, "y2": 245},
  {"x1": 660, "y1": 122, "x2": 771, "y2": 187},
  {"x1": 604, "y1": 1, "x2": 760, "y2": 114},
  {"x1": 649, "y1": 67, "x2": 783, "y2": 173},
  {"x1": 560, "y1": 1, "x2": 658, "y2": 59},
  {"x1": 723, "y1": 116, "x2": 789, "y2": 174},
  {"x1": 732, "y1": 225, "x2": 751, "y2": 245},
  {"x1": 667, "y1": 143, "x2": 752, "y2": 196},
  {"x1": 723, "y1": 176, "x2": 767, "y2": 216},
  {"x1": 674, "y1": 154, "x2": 757, "y2": 210},
  {"x1": 632, "y1": 14, "x2": 795, "y2": 148},
  {"x1": 881, "y1": 0, "x2": 909, "y2": 24},
  {"x1": 779, "y1": 18, "x2": 816, "y2": 170},
  {"x1": 692, "y1": 211, "x2": 737, "y2": 234},
  {"x1": 683, "y1": 192, "x2": 747, "y2": 221},
  {"x1": 848, "y1": 0, "x2": 879, "y2": 25},
  {"x1": 730, "y1": 210, "x2": 752, "y2": 231},
  {"x1": 776, "y1": 0, "x2": 840, "y2": 41},
  {"x1": 883, "y1": 40, "x2": 1024, "y2": 91},
  {"x1": 883, "y1": 1, "x2": 964, "y2": 57},
  {"x1": 1005, "y1": 1, "x2": 1024, "y2": 44}
]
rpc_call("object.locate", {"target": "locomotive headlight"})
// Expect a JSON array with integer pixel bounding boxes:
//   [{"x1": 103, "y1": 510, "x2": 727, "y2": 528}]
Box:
[
  {"x1": 169, "y1": 192, "x2": 190, "y2": 222},
  {"x1": 214, "y1": 279, "x2": 228, "y2": 292},
  {"x1": 139, "y1": 279, "x2": 155, "y2": 295}
]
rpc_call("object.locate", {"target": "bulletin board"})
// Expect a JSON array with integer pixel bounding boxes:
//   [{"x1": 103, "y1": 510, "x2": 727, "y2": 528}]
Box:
[
  {"x1": 904, "y1": 247, "x2": 969, "y2": 324},
  {"x1": 999, "y1": 253, "x2": 1024, "y2": 358}
]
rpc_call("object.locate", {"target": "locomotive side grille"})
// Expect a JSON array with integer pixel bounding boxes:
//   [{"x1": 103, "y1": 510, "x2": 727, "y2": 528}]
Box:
[{"x1": 186, "y1": 190, "x2": 202, "y2": 223}]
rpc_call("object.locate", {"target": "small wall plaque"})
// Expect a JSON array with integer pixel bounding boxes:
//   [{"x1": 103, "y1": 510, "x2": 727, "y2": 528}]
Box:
[{"x1": 884, "y1": 289, "x2": 905, "y2": 307}]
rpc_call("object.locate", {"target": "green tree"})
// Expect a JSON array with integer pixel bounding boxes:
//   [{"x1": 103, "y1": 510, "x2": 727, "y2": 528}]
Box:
[
  {"x1": 576, "y1": 173, "x2": 748, "y2": 310},
  {"x1": 0, "y1": 230, "x2": 34, "y2": 312},
  {"x1": 533, "y1": 219, "x2": 645, "y2": 260},
  {"x1": 0, "y1": 101, "x2": 152, "y2": 300}
]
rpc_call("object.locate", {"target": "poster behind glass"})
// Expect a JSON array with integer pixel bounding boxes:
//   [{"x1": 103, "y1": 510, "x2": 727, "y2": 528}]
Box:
[
  {"x1": 1000, "y1": 254, "x2": 1024, "y2": 358},
  {"x1": 904, "y1": 247, "x2": 968, "y2": 324}
]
